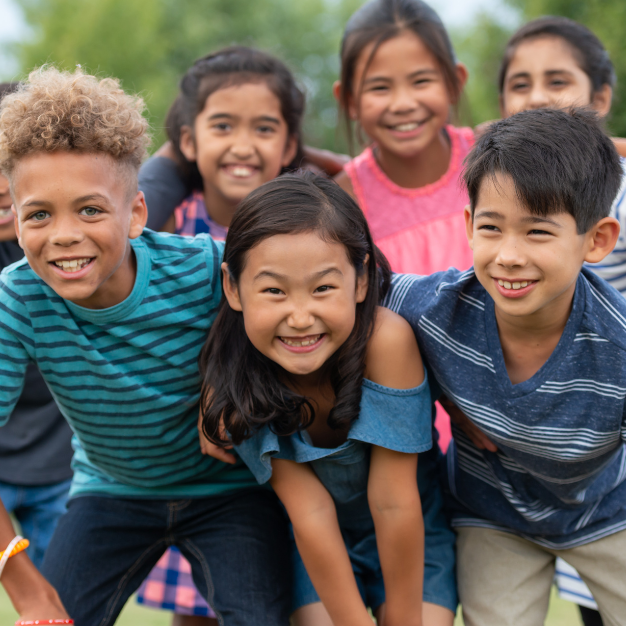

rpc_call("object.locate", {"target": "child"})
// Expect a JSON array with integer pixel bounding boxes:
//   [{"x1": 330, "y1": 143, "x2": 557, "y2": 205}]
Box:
[
  {"x1": 0, "y1": 66, "x2": 292, "y2": 625},
  {"x1": 0, "y1": 82, "x2": 74, "y2": 573},
  {"x1": 136, "y1": 46, "x2": 304, "y2": 625},
  {"x1": 333, "y1": 0, "x2": 473, "y2": 277},
  {"x1": 498, "y1": 16, "x2": 626, "y2": 302},
  {"x1": 383, "y1": 107, "x2": 626, "y2": 626},
  {"x1": 199, "y1": 172, "x2": 457, "y2": 625}
]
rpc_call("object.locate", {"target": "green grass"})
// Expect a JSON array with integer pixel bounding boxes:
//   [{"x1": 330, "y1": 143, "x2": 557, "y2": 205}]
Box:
[{"x1": 1, "y1": 585, "x2": 583, "y2": 625}]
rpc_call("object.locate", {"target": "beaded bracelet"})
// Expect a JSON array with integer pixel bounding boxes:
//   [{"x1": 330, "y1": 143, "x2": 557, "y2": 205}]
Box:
[
  {"x1": 0, "y1": 536, "x2": 29, "y2": 578},
  {"x1": 15, "y1": 621, "x2": 74, "y2": 625}
]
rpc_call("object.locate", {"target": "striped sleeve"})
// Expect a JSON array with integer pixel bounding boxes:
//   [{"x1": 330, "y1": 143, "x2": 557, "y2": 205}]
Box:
[{"x1": 0, "y1": 275, "x2": 32, "y2": 424}]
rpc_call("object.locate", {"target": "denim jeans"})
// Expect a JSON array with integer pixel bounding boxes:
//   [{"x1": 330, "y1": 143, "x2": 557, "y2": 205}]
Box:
[
  {"x1": 0, "y1": 478, "x2": 71, "y2": 570},
  {"x1": 42, "y1": 489, "x2": 291, "y2": 626}
]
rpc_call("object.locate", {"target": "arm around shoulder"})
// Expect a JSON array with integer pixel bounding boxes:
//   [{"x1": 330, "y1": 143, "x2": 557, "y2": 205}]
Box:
[{"x1": 365, "y1": 307, "x2": 424, "y2": 389}]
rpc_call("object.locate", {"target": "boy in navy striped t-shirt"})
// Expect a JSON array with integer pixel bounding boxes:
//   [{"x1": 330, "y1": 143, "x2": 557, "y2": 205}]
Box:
[
  {"x1": 0, "y1": 67, "x2": 291, "y2": 625},
  {"x1": 385, "y1": 108, "x2": 626, "y2": 625}
]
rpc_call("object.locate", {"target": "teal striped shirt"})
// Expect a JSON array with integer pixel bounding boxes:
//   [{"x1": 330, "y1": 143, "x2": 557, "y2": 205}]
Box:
[{"x1": 0, "y1": 229, "x2": 257, "y2": 498}]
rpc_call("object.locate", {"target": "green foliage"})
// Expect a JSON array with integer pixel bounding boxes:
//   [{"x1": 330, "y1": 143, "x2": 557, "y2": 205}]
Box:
[{"x1": 13, "y1": 0, "x2": 362, "y2": 151}]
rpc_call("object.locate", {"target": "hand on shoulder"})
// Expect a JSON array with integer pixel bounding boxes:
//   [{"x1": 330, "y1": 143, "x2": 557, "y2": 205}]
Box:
[{"x1": 364, "y1": 307, "x2": 424, "y2": 389}]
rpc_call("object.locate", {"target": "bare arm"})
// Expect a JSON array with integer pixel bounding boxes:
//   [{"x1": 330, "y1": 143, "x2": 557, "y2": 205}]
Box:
[
  {"x1": 368, "y1": 447, "x2": 423, "y2": 626},
  {"x1": 270, "y1": 458, "x2": 372, "y2": 626},
  {"x1": 0, "y1": 500, "x2": 69, "y2": 620},
  {"x1": 364, "y1": 308, "x2": 426, "y2": 625}
]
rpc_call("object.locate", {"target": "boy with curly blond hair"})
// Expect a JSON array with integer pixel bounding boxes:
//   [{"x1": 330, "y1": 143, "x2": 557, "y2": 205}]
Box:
[{"x1": 0, "y1": 67, "x2": 291, "y2": 626}]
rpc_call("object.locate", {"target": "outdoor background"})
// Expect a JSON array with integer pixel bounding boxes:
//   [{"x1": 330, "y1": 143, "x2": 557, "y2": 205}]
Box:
[
  {"x1": 0, "y1": 0, "x2": 620, "y2": 623},
  {"x1": 1, "y1": 0, "x2": 625, "y2": 152}
]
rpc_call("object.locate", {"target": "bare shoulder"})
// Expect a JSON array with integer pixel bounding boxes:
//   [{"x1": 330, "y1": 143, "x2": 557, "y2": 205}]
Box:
[
  {"x1": 364, "y1": 307, "x2": 424, "y2": 389},
  {"x1": 334, "y1": 169, "x2": 357, "y2": 201}
]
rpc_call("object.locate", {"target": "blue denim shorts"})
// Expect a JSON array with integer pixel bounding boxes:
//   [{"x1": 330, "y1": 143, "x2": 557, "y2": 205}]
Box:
[{"x1": 291, "y1": 446, "x2": 458, "y2": 613}]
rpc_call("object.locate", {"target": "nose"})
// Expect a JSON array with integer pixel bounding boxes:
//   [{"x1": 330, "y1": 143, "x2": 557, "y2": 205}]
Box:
[
  {"x1": 48, "y1": 213, "x2": 84, "y2": 247},
  {"x1": 286, "y1": 300, "x2": 316, "y2": 330},
  {"x1": 388, "y1": 85, "x2": 418, "y2": 115},
  {"x1": 526, "y1": 85, "x2": 551, "y2": 110},
  {"x1": 495, "y1": 233, "x2": 527, "y2": 269},
  {"x1": 230, "y1": 129, "x2": 256, "y2": 160}
]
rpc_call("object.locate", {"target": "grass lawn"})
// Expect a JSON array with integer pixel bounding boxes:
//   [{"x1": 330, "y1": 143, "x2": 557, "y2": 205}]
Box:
[{"x1": 1, "y1": 585, "x2": 583, "y2": 625}]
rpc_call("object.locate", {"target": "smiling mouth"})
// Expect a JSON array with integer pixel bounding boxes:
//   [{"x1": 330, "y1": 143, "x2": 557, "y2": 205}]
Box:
[
  {"x1": 496, "y1": 279, "x2": 535, "y2": 290},
  {"x1": 279, "y1": 334, "x2": 324, "y2": 347},
  {"x1": 387, "y1": 119, "x2": 429, "y2": 132},
  {"x1": 52, "y1": 257, "x2": 93, "y2": 273},
  {"x1": 222, "y1": 164, "x2": 259, "y2": 178}
]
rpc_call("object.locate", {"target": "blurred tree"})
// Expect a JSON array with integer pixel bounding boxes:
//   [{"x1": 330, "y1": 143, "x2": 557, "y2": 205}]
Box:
[{"x1": 13, "y1": 0, "x2": 362, "y2": 151}]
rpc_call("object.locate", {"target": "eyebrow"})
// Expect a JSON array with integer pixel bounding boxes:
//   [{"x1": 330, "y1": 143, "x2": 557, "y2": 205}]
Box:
[
  {"x1": 508, "y1": 69, "x2": 574, "y2": 82},
  {"x1": 363, "y1": 68, "x2": 438, "y2": 85},
  {"x1": 253, "y1": 267, "x2": 343, "y2": 282},
  {"x1": 21, "y1": 193, "x2": 109, "y2": 209},
  {"x1": 207, "y1": 113, "x2": 281, "y2": 124},
  {"x1": 474, "y1": 210, "x2": 562, "y2": 227}
]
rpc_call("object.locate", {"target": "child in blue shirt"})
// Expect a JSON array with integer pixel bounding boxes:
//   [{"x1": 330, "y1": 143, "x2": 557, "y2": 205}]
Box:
[
  {"x1": 199, "y1": 172, "x2": 458, "y2": 625},
  {"x1": 384, "y1": 108, "x2": 626, "y2": 625},
  {"x1": 0, "y1": 67, "x2": 291, "y2": 625}
]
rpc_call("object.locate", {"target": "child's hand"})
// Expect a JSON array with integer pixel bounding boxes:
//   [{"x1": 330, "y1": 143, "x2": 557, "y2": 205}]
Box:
[
  {"x1": 18, "y1": 595, "x2": 70, "y2": 622},
  {"x1": 197, "y1": 410, "x2": 237, "y2": 464},
  {"x1": 440, "y1": 396, "x2": 498, "y2": 453}
]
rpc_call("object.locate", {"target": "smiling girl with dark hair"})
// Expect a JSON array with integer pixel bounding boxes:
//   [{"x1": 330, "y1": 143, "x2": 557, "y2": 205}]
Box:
[{"x1": 199, "y1": 172, "x2": 457, "y2": 626}]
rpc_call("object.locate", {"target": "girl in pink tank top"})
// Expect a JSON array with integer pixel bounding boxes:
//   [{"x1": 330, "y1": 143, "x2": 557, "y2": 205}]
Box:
[{"x1": 335, "y1": 0, "x2": 474, "y2": 460}]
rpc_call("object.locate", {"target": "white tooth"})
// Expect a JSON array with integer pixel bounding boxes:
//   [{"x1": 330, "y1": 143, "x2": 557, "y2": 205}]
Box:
[
  {"x1": 512, "y1": 282, "x2": 520, "y2": 289},
  {"x1": 504, "y1": 281, "x2": 511, "y2": 289},
  {"x1": 498, "y1": 280, "x2": 504, "y2": 286},
  {"x1": 521, "y1": 281, "x2": 528, "y2": 287}
]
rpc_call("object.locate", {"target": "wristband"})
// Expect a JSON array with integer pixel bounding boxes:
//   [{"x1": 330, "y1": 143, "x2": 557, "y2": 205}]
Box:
[
  {"x1": 0, "y1": 536, "x2": 28, "y2": 578},
  {"x1": 15, "y1": 621, "x2": 74, "y2": 625}
]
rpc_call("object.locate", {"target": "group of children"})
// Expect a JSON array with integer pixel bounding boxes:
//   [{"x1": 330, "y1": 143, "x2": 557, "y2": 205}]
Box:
[{"x1": 0, "y1": 1, "x2": 625, "y2": 625}]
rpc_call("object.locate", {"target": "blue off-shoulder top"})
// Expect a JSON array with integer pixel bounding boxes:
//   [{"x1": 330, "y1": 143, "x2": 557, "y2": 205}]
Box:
[{"x1": 234, "y1": 376, "x2": 432, "y2": 524}]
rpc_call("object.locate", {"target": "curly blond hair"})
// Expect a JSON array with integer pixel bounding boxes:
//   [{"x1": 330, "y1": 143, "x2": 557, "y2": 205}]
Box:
[{"x1": 0, "y1": 66, "x2": 150, "y2": 179}]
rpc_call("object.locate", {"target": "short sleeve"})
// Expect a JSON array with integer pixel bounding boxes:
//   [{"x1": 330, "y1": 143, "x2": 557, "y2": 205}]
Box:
[
  {"x1": 348, "y1": 375, "x2": 432, "y2": 453},
  {"x1": 234, "y1": 426, "x2": 296, "y2": 484},
  {"x1": 140, "y1": 157, "x2": 189, "y2": 230}
]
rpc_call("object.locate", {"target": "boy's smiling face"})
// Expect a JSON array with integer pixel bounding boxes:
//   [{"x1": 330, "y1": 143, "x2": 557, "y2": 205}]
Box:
[
  {"x1": 466, "y1": 172, "x2": 615, "y2": 322},
  {"x1": 12, "y1": 151, "x2": 147, "y2": 309}
]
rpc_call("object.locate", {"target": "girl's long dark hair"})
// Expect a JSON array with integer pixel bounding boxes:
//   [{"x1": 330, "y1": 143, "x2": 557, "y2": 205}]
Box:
[
  {"x1": 199, "y1": 172, "x2": 391, "y2": 446},
  {"x1": 167, "y1": 46, "x2": 306, "y2": 191}
]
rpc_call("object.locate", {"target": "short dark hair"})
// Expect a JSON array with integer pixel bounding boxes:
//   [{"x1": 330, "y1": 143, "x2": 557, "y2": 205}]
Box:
[
  {"x1": 167, "y1": 46, "x2": 305, "y2": 190},
  {"x1": 498, "y1": 17, "x2": 615, "y2": 97},
  {"x1": 464, "y1": 108, "x2": 623, "y2": 234},
  {"x1": 199, "y1": 171, "x2": 391, "y2": 446},
  {"x1": 338, "y1": 0, "x2": 461, "y2": 150}
]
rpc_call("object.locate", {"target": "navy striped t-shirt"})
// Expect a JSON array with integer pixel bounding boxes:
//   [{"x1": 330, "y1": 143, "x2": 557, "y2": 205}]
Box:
[
  {"x1": 0, "y1": 229, "x2": 257, "y2": 498},
  {"x1": 385, "y1": 268, "x2": 626, "y2": 548}
]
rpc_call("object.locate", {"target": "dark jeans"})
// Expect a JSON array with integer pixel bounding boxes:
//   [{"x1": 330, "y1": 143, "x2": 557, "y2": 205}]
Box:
[
  {"x1": 579, "y1": 606, "x2": 604, "y2": 626},
  {"x1": 42, "y1": 489, "x2": 291, "y2": 626}
]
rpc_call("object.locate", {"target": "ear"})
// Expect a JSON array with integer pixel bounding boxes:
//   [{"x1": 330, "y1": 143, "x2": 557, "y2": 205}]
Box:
[
  {"x1": 281, "y1": 134, "x2": 299, "y2": 168},
  {"x1": 128, "y1": 191, "x2": 148, "y2": 239},
  {"x1": 12, "y1": 205, "x2": 21, "y2": 248},
  {"x1": 355, "y1": 254, "x2": 369, "y2": 303},
  {"x1": 334, "y1": 79, "x2": 358, "y2": 120},
  {"x1": 179, "y1": 125, "x2": 197, "y2": 162},
  {"x1": 464, "y1": 205, "x2": 474, "y2": 250},
  {"x1": 584, "y1": 216, "x2": 620, "y2": 263},
  {"x1": 454, "y1": 63, "x2": 469, "y2": 103},
  {"x1": 591, "y1": 84, "x2": 612, "y2": 118},
  {"x1": 222, "y1": 262, "x2": 243, "y2": 311}
]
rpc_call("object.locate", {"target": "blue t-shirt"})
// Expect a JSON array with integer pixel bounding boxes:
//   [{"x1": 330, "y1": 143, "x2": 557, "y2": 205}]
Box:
[
  {"x1": 0, "y1": 229, "x2": 257, "y2": 499},
  {"x1": 235, "y1": 378, "x2": 432, "y2": 524},
  {"x1": 384, "y1": 268, "x2": 626, "y2": 548}
]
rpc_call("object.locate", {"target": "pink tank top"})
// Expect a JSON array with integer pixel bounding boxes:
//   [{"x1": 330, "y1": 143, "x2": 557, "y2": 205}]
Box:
[{"x1": 345, "y1": 125, "x2": 474, "y2": 275}]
